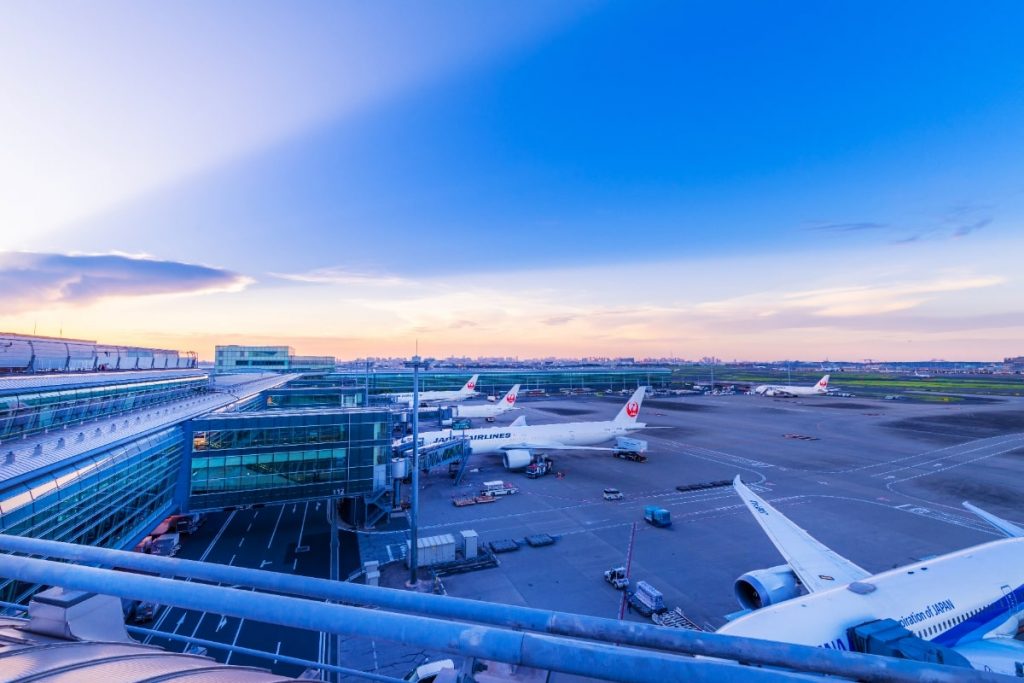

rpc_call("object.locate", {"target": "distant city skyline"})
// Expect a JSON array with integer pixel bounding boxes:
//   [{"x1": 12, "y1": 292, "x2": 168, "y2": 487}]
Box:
[{"x1": 2, "y1": 3, "x2": 1023, "y2": 361}]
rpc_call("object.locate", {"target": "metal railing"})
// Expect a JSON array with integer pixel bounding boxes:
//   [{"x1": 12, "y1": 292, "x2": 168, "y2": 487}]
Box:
[{"x1": 0, "y1": 535, "x2": 1011, "y2": 683}]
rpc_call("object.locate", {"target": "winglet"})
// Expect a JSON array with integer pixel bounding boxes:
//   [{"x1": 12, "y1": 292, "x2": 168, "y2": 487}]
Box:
[
  {"x1": 510, "y1": 415, "x2": 527, "y2": 427},
  {"x1": 963, "y1": 501, "x2": 1024, "y2": 538},
  {"x1": 614, "y1": 386, "x2": 647, "y2": 424},
  {"x1": 815, "y1": 375, "x2": 830, "y2": 393}
]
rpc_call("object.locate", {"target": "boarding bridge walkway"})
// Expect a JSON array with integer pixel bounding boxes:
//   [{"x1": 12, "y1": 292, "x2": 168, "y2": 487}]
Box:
[{"x1": 394, "y1": 437, "x2": 471, "y2": 484}]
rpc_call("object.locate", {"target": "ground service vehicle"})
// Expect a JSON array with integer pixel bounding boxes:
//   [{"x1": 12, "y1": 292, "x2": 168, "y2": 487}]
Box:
[
  {"x1": 481, "y1": 480, "x2": 519, "y2": 496},
  {"x1": 525, "y1": 455, "x2": 554, "y2": 478},
  {"x1": 604, "y1": 566, "x2": 629, "y2": 590},
  {"x1": 643, "y1": 505, "x2": 671, "y2": 527},
  {"x1": 628, "y1": 580, "x2": 667, "y2": 617},
  {"x1": 602, "y1": 487, "x2": 624, "y2": 501}
]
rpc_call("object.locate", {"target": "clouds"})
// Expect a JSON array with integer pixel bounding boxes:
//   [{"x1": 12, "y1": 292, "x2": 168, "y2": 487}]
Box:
[
  {"x1": 807, "y1": 203, "x2": 997, "y2": 245},
  {"x1": 0, "y1": 252, "x2": 250, "y2": 312}
]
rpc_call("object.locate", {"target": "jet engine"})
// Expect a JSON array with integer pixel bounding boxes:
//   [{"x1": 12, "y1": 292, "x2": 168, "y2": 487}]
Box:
[
  {"x1": 502, "y1": 449, "x2": 532, "y2": 470},
  {"x1": 734, "y1": 565, "x2": 801, "y2": 610}
]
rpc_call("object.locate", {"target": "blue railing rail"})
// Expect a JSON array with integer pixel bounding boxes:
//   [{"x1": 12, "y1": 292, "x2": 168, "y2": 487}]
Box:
[{"x1": 0, "y1": 535, "x2": 1011, "y2": 683}]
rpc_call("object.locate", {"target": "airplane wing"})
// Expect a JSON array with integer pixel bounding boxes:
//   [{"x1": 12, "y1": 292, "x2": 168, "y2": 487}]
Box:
[
  {"x1": 500, "y1": 441, "x2": 617, "y2": 452},
  {"x1": 963, "y1": 501, "x2": 1024, "y2": 537},
  {"x1": 733, "y1": 476, "x2": 869, "y2": 592}
]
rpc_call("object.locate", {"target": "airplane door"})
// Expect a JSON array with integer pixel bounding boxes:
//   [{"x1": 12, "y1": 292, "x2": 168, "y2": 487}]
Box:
[{"x1": 1002, "y1": 584, "x2": 1019, "y2": 618}]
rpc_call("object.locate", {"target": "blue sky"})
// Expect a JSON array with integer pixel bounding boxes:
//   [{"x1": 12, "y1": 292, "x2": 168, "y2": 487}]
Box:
[{"x1": 2, "y1": 2, "x2": 1023, "y2": 359}]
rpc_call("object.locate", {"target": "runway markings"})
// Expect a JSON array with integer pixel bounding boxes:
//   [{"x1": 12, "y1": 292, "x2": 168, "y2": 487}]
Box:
[
  {"x1": 296, "y1": 501, "x2": 310, "y2": 549},
  {"x1": 145, "y1": 509, "x2": 237, "y2": 644},
  {"x1": 268, "y1": 504, "x2": 285, "y2": 549}
]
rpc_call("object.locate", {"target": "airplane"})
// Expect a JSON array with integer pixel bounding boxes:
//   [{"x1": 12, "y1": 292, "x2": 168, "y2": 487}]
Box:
[
  {"x1": 718, "y1": 476, "x2": 1024, "y2": 675},
  {"x1": 452, "y1": 385, "x2": 520, "y2": 420},
  {"x1": 752, "y1": 374, "x2": 830, "y2": 398},
  {"x1": 400, "y1": 386, "x2": 648, "y2": 470},
  {"x1": 387, "y1": 374, "x2": 479, "y2": 406}
]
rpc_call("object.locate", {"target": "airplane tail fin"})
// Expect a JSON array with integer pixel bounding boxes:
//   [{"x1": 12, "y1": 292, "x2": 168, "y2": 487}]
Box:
[
  {"x1": 614, "y1": 386, "x2": 647, "y2": 424},
  {"x1": 815, "y1": 374, "x2": 830, "y2": 393},
  {"x1": 461, "y1": 374, "x2": 479, "y2": 395},
  {"x1": 501, "y1": 384, "x2": 520, "y2": 409},
  {"x1": 511, "y1": 415, "x2": 527, "y2": 427}
]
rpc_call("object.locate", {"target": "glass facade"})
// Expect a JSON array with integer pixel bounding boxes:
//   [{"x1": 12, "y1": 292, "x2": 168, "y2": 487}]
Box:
[
  {"x1": 260, "y1": 387, "x2": 366, "y2": 410},
  {"x1": 0, "y1": 427, "x2": 183, "y2": 603},
  {"x1": 0, "y1": 374, "x2": 209, "y2": 442},
  {"x1": 187, "y1": 408, "x2": 392, "y2": 510},
  {"x1": 297, "y1": 369, "x2": 673, "y2": 394},
  {"x1": 214, "y1": 346, "x2": 336, "y2": 374}
]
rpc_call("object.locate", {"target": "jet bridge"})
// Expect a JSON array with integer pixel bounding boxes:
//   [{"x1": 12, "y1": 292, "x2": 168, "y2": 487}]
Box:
[{"x1": 393, "y1": 437, "x2": 471, "y2": 484}]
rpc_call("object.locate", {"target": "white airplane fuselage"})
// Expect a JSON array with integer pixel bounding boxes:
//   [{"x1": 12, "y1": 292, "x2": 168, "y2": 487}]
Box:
[
  {"x1": 719, "y1": 538, "x2": 1024, "y2": 672},
  {"x1": 409, "y1": 420, "x2": 644, "y2": 455},
  {"x1": 391, "y1": 389, "x2": 476, "y2": 404},
  {"x1": 452, "y1": 402, "x2": 513, "y2": 419},
  {"x1": 753, "y1": 385, "x2": 826, "y2": 397}
]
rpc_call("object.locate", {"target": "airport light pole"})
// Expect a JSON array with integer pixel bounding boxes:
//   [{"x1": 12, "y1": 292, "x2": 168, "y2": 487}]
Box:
[{"x1": 404, "y1": 354, "x2": 431, "y2": 587}]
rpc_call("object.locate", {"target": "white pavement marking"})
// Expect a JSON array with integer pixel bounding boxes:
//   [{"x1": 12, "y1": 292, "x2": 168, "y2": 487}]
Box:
[
  {"x1": 296, "y1": 501, "x2": 310, "y2": 549},
  {"x1": 238, "y1": 537, "x2": 245, "y2": 547},
  {"x1": 146, "y1": 510, "x2": 236, "y2": 643},
  {"x1": 216, "y1": 615, "x2": 228, "y2": 633},
  {"x1": 229, "y1": 554, "x2": 236, "y2": 566},
  {"x1": 225, "y1": 588, "x2": 255, "y2": 665},
  {"x1": 260, "y1": 560, "x2": 272, "y2": 568},
  {"x1": 293, "y1": 558, "x2": 298, "y2": 571},
  {"x1": 274, "y1": 641, "x2": 282, "y2": 664},
  {"x1": 268, "y1": 504, "x2": 285, "y2": 549}
]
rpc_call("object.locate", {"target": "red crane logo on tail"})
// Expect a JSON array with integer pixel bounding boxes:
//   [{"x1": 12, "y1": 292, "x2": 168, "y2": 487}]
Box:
[
  {"x1": 625, "y1": 401, "x2": 640, "y2": 418},
  {"x1": 467, "y1": 381, "x2": 476, "y2": 390},
  {"x1": 506, "y1": 393, "x2": 516, "y2": 404}
]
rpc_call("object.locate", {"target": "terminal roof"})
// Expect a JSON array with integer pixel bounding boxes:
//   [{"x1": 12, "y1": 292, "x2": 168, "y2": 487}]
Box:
[
  {"x1": 0, "y1": 616, "x2": 294, "y2": 682},
  {"x1": 0, "y1": 369, "x2": 207, "y2": 396},
  {"x1": 0, "y1": 374, "x2": 294, "y2": 487}
]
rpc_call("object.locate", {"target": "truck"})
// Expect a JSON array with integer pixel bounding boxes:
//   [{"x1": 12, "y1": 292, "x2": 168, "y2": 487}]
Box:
[
  {"x1": 150, "y1": 532, "x2": 181, "y2": 557},
  {"x1": 643, "y1": 505, "x2": 671, "y2": 527},
  {"x1": 172, "y1": 513, "x2": 204, "y2": 535},
  {"x1": 603, "y1": 566, "x2": 629, "y2": 590},
  {"x1": 452, "y1": 418, "x2": 472, "y2": 430},
  {"x1": 525, "y1": 455, "x2": 554, "y2": 478},
  {"x1": 613, "y1": 436, "x2": 648, "y2": 458},
  {"x1": 628, "y1": 580, "x2": 666, "y2": 617},
  {"x1": 481, "y1": 480, "x2": 519, "y2": 497}
]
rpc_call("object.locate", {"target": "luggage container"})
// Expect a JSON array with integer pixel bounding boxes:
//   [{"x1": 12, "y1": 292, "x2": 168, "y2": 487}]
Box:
[{"x1": 406, "y1": 534, "x2": 456, "y2": 567}]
